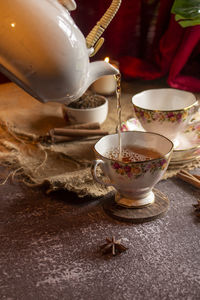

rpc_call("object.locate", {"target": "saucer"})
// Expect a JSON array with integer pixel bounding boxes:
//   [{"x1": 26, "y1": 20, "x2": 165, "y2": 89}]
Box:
[
  {"x1": 103, "y1": 189, "x2": 169, "y2": 223},
  {"x1": 120, "y1": 113, "x2": 200, "y2": 164}
]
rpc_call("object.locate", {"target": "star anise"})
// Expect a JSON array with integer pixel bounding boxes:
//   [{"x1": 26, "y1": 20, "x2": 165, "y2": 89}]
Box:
[
  {"x1": 100, "y1": 236, "x2": 128, "y2": 256},
  {"x1": 193, "y1": 199, "x2": 200, "y2": 217}
]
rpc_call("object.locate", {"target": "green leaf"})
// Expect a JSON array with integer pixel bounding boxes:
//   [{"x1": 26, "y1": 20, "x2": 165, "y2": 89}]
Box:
[
  {"x1": 179, "y1": 19, "x2": 200, "y2": 27},
  {"x1": 171, "y1": 0, "x2": 200, "y2": 27}
]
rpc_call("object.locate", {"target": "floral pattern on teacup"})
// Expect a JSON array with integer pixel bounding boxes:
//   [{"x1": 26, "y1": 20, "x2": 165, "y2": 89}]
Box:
[
  {"x1": 184, "y1": 122, "x2": 200, "y2": 141},
  {"x1": 134, "y1": 106, "x2": 190, "y2": 123},
  {"x1": 120, "y1": 119, "x2": 144, "y2": 132},
  {"x1": 120, "y1": 122, "x2": 129, "y2": 132},
  {"x1": 111, "y1": 158, "x2": 167, "y2": 179}
]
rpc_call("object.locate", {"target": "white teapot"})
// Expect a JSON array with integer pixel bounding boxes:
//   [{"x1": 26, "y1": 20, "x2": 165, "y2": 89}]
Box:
[{"x1": 0, "y1": 0, "x2": 121, "y2": 103}]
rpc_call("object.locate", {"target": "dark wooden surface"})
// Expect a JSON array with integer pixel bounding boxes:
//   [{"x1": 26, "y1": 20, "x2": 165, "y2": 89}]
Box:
[
  {"x1": 103, "y1": 188, "x2": 170, "y2": 223},
  {"x1": 0, "y1": 163, "x2": 200, "y2": 300}
]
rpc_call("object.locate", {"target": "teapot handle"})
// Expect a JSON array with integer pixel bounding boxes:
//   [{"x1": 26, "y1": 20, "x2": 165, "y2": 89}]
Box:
[
  {"x1": 58, "y1": 0, "x2": 76, "y2": 11},
  {"x1": 86, "y1": 0, "x2": 122, "y2": 56}
]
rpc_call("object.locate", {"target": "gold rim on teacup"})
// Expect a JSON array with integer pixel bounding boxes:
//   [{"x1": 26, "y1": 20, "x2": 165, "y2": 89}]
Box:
[
  {"x1": 132, "y1": 100, "x2": 198, "y2": 113},
  {"x1": 94, "y1": 131, "x2": 174, "y2": 165},
  {"x1": 132, "y1": 89, "x2": 198, "y2": 112}
]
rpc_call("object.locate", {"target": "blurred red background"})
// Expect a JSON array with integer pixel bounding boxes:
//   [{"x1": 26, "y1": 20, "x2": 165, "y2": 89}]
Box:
[{"x1": 72, "y1": 0, "x2": 200, "y2": 92}]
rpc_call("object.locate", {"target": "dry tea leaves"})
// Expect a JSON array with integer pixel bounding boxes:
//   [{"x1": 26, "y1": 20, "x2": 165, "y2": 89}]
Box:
[{"x1": 68, "y1": 94, "x2": 105, "y2": 109}]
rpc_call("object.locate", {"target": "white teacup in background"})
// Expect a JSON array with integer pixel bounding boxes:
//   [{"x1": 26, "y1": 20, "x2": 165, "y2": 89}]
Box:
[
  {"x1": 91, "y1": 131, "x2": 173, "y2": 208},
  {"x1": 132, "y1": 88, "x2": 199, "y2": 147}
]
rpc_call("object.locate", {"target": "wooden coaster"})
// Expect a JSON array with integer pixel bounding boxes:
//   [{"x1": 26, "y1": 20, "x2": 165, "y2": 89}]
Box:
[{"x1": 103, "y1": 189, "x2": 169, "y2": 223}]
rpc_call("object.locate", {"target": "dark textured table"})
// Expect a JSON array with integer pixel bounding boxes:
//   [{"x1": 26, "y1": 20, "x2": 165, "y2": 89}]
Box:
[
  {"x1": 0, "y1": 164, "x2": 200, "y2": 300},
  {"x1": 0, "y1": 78, "x2": 200, "y2": 299}
]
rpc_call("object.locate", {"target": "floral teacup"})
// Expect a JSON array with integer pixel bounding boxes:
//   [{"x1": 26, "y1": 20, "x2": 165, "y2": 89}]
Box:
[
  {"x1": 91, "y1": 131, "x2": 173, "y2": 208},
  {"x1": 132, "y1": 88, "x2": 198, "y2": 147}
]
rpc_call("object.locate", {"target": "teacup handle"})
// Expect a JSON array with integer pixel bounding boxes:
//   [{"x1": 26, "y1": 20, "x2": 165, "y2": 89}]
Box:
[
  {"x1": 189, "y1": 103, "x2": 200, "y2": 124},
  {"x1": 91, "y1": 159, "x2": 113, "y2": 187},
  {"x1": 193, "y1": 102, "x2": 200, "y2": 114}
]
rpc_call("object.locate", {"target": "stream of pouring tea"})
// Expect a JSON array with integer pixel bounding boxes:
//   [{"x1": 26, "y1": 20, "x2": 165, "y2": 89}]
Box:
[{"x1": 114, "y1": 73, "x2": 122, "y2": 160}]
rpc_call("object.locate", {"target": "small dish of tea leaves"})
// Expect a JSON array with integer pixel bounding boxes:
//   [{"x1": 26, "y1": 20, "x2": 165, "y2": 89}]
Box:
[{"x1": 62, "y1": 93, "x2": 108, "y2": 125}]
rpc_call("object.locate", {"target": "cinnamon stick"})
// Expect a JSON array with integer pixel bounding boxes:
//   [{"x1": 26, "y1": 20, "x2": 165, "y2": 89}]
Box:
[
  {"x1": 51, "y1": 135, "x2": 80, "y2": 143},
  {"x1": 52, "y1": 128, "x2": 108, "y2": 137},
  {"x1": 179, "y1": 169, "x2": 200, "y2": 181},
  {"x1": 194, "y1": 174, "x2": 200, "y2": 180},
  {"x1": 177, "y1": 170, "x2": 200, "y2": 189},
  {"x1": 51, "y1": 135, "x2": 101, "y2": 143},
  {"x1": 66, "y1": 122, "x2": 100, "y2": 129}
]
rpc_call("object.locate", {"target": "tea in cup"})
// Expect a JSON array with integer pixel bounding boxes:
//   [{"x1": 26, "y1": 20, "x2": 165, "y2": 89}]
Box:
[
  {"x1": 91, "y1": 131, "x2": 173, "y2": 207},
  {"x1": 132, "y1": 88, "x2": 198, "y2": 147}
]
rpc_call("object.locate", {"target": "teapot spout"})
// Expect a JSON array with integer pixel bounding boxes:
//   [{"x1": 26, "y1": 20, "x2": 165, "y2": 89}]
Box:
[{"x1": 87, "y1": 61, "x2": 119, "y2": 88}]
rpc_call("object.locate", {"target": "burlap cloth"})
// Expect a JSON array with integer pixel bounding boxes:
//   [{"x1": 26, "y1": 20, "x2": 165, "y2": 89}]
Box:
[{"x1": 0, "y1": 82, "x2": 199, "y2": 198}]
